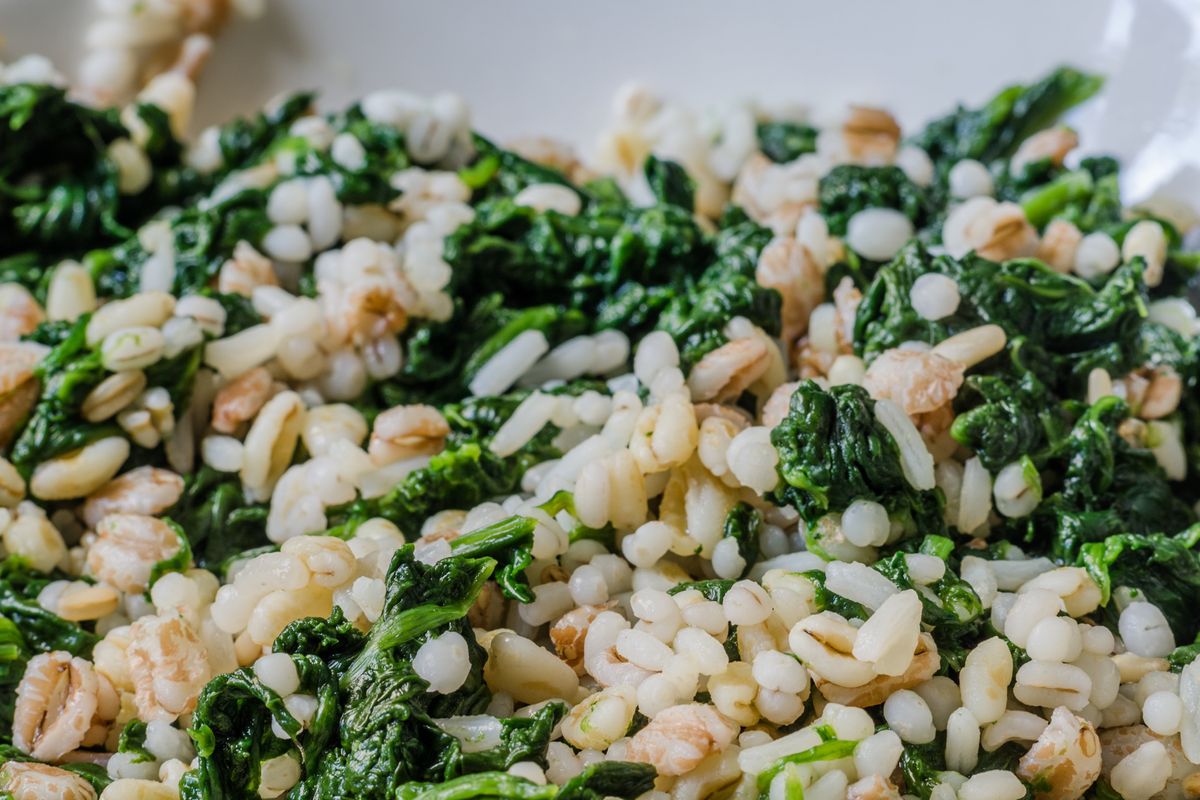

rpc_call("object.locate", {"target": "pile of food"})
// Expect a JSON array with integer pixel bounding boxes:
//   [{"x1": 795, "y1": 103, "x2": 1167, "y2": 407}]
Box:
[{"x1": 1, "y1": 23, "x2": 1199, "y2": 800}]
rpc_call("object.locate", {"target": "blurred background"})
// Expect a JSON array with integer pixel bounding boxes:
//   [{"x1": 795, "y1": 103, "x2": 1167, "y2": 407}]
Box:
[{"x1": 2, "y1": 0, "x2": 1198, "y2": 217}]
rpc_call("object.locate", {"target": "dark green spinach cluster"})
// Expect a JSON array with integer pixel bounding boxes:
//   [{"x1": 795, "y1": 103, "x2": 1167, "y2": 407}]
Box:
[
  {"x1": 1080, "y1": 524, "x2": 1200, "y2": 643},
  {"x1": 769, "y1": 380, "x2": 945, "y2": 539},
  {"x1": 0, "y1": 84, "x2": 128, "y2": 262},
  {"x1": 9, "y1": 317, "x2": 115, "y2": 474},
  {"x1": 911, "y1": 66, "x2": 1104, "y2": 192},
  {"x1": 817, "y1": 165, "x2": 933, "y2": 237},
  {"x1": 755, "y1": 121, "x2": 819, "y2": 164}
]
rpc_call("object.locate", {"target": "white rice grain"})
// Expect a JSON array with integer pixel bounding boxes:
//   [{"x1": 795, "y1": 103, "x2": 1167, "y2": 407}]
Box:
[
  {"x1": 840, "y1": 498, "x2": 889, "y2": 547},
  {"x1": 957, "y1": 457, "x2": 992, "y2": 533},
  {"x1": 825, "y1": 561, "x2": 898, "y2": 610},
  {"x1": 910, "y1": 273, "x2": 960, "y2": 321},
  {"x1": 1119, "y1": 601, "x2": 1176, "y2": 658},
  {"x1": 853, "y1": 590, "x2": 921, "y2": 676},
  {"x1": 634, "y1": 331, "x2": 680, "y2": 387},
  {"x1": 874, "y1": 399, "x2": 935, "y2": 490},
  {"x1": 306, "y1": 176, "x2": 343, "y2": 250},
  {"x1": 590, "y1": 330, "x2": 631, "y2": 374},
  {"x1": 1110, "y1": 740, "x2": 1171, "y2": 800},
  {"x1": 262, "y1": 224, "x2": 313, "y2": 262},
  {"x1": 845, "y1": 208, "x2": 913, "y2": 261},
  {"x1": 469, "y1": 330, "x2": 550, "y2": 397},
  {"x1": 948, "y1": 159, "x2": 994, "y2": 199},
  {"x1": 1073, "y1": 232, "x2": 1121, "y2": 279},
  {"x1": 413, "y1": 631, "x2": 471, "y2": 693},
  {"x1": 267, "y1": 180, "x2": 309, "y2": 225},
  {"x1": 519, "y1": 337, "x2": 597, "y2": 386},
  {"x1": 490, "y1": 392, "x2": 558, "y2": 457}
]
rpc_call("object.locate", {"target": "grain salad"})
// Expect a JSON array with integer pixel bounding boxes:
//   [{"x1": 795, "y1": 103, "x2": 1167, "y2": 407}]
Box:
[{"x1": 1, "y1": 20, "x2": 1200, "y2": 800}]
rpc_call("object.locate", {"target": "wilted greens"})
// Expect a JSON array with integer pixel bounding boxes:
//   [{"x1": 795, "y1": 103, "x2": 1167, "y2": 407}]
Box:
[
  {"x1": 912, "y1": 66, "x2": 1105, "y2": 187},
  {"x1": 770, "y1": 380, "x2": 945, "y2": 538},
  {"x1": 818, "y1": 165, "x2": 932, "y2": 237}
]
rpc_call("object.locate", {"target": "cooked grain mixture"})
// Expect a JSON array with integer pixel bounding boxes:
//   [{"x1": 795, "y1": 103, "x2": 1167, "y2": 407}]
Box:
[{"x1": 0, "y1": 22, "x2": 1199, "y2": 800}]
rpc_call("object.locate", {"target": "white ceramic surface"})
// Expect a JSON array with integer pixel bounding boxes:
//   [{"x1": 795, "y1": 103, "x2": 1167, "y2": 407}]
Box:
[{"x1": 2, "y1": 0, "x2": 1199, "y2": 210}]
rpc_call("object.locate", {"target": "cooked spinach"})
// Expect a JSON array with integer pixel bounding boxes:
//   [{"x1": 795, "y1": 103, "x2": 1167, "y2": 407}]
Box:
[
  {"x1": 166, "y1": 467, "x2": 270, "y2": 572},
  {"x1": 756, "y1": 121, "x2": 819, "y2": 163},
  {"x1": 817, "y1": 165, "x2": 932, "y2": 236},
  {"x1": 200, "y1": 289, "x2": 263, "y2": 335},
  {"x1": 643, "y1": 155, "x2": 695, "y2": 210},
  {"x1": 755, "y1": 737, "x2": 859, "y2": 795},
  {"x1": 770, "y1": 380, "x2": 945, "y2": 538},
  {"x1": 720, "y1": 502, "x2": 762, "y2": 578},
  {"x1": 91, "y1": 188, "x2": 272, "y2": 298},
  {"x1": 1017, "y1": 156, "x2": 1123, "y2": 232},
  {"x1": 1079, "y1": 524, "x2": 1200, "y2": 642},
  {"x1": 274, "y1": 606, "x2": 366, "y2": 676},
  {"x1": 854, "y1": 243, "x2": 1147, "y2": 388},
  {"x1": 181, "y1": 656, "x2": 335, "y2": 800},
  {"x1": 116, "y1": 719, "x2": 155, "y2": 764},
  {"x1": 912, "y1": 66, "x2": 1104, "y2": 181},
  {"x1": 395, "y1": 157, "x2": 777, "y2": 400},
  {"x1": 0, "y1": 557, "x2": 98, "y2": 659},
  {"x1": 460, "y1": 134, "x2": 578, "y2": 203},
  {"x1": 0, "y1": 615, "x2": 27, "y2": 741},
  {"x1": 667, "y1": 580, "x2": 735, "y2": 603},
  {"x1": 1052, "y1": 398, "x2": 1192, "y2": 541},
  {"x1": 330, "y1": 439, "x2": 535, "y2": 543},
  {"x1": 802, "y1": 570, "x2": 868, "y2": 621},
  {"x1": 9, "y1": 317, "x2": 115, "y2": 474},
  {"x1": 147, "y1": 518, "x2": 194, "y2": 589},
  {"x1": 0, "y1": 84, "x2": 127, "y2": 256},
  {"x1": 213, "y1": 91, "x2": 317, "y2": 175}
]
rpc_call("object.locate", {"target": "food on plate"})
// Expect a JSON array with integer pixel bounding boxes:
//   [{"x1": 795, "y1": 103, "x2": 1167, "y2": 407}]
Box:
[{"x1": 0, "y1": 34, "x2": 1198, "y2": 800}]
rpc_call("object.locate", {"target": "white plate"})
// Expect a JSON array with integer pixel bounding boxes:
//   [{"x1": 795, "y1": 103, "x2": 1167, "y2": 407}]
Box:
[{"x1": 2, "y1": 0, "x2": 1199, "y2": 212}]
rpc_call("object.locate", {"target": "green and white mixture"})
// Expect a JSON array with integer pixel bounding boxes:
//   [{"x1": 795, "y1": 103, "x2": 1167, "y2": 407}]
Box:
[{"x1": 0, "y1": 43, "x2": 1199, "y2": 800}]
